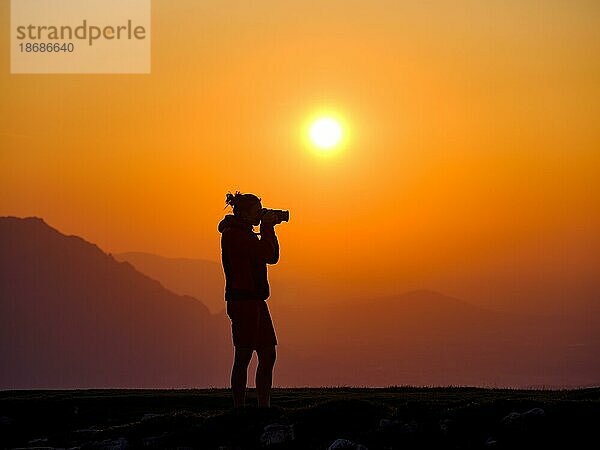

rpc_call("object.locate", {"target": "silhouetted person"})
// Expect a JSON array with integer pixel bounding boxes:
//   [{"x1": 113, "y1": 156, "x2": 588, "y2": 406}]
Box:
[{"x1": 218, "y1": 191, "x2": 281, "y2": 408}]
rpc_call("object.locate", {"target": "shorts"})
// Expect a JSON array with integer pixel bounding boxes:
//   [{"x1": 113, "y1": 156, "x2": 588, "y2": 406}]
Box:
[{"x1": 226, "y1": 300, "x2": 278, "y2": 349}]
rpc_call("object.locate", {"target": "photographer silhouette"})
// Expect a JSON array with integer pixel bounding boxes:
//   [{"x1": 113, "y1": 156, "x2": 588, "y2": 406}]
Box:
[{"x1": 218, "y1": 191, "x2": 285, "y2": 408}]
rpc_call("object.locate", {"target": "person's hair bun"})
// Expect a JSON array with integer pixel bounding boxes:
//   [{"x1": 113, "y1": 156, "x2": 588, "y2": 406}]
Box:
[
  {"x1": 225, "y1": 191, "x2": 242, "y2": 209},
  {"x1": 224, "y1": 190, "x2": 261, "y2": 213},
  {"x1": 225, "y1": 192, "x2": 235, "y2": 207}
]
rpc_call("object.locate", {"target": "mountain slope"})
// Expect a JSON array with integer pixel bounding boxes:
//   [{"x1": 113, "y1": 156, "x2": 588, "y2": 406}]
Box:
[
  {"x1": 273, "y1": 290, "x2": 600, "y2": 387},
  {"x1": 113, "y1": 251, "x2": 226, "y2": 314},
  {"x1": 0, "y1": 216, "x2": 230, "y2": 389}
]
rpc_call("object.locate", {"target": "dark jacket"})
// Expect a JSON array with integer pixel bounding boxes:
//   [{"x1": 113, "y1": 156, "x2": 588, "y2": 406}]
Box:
[{"x1": 218, "y1": 214, "x2": 279, "y2": 301}]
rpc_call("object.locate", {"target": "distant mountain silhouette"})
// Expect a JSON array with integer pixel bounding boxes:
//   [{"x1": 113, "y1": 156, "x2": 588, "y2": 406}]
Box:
[
  {"x1": 113, "y1": 252, "x2": 226, "y2": 314},
  {"x1": 1, "y1": 216, "x2": 598, "y2": 388},
  {"x1": 0, "y1": 216, "x2": 230, "y2": 389},
  {"x1": 274, "y1": 289, "x2": 600, "y2": 387}
]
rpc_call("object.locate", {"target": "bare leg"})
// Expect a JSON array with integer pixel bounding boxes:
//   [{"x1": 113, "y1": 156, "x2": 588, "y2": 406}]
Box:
[
  {"x1": 231, "y1": 347, "x2": 253, "y2": 408},
  {"x1": 256, "y1": 345, "x2": 277, "y2": 407}
]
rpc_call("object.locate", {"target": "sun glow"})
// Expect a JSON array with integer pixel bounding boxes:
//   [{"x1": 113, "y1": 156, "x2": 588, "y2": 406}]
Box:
[{"x1": 309, "y1": 117, "x2": 343, "y2": 150}]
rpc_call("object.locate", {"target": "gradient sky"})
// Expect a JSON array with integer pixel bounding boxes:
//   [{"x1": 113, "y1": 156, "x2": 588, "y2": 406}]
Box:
[{"x1": 1, "y1": 0, "x2": 599, "y2": 313}]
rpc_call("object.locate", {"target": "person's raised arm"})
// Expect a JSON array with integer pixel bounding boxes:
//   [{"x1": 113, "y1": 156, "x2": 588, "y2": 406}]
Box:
[{"x1": 257, "y1": 222, "x2": 279, "y2": 264}]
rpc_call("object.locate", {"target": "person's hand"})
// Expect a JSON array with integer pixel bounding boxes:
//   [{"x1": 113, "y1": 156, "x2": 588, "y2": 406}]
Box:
[{"x1": 261, "y1": 210, "x2": 278, "y2": 226}]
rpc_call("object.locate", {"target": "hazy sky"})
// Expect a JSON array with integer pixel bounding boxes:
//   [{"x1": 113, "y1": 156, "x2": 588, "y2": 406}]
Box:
[{"x1": 2, "y1": 1, "x2": 599, "y2": 312}]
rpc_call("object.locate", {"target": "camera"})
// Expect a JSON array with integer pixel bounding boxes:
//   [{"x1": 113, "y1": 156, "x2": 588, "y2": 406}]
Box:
[{"x1": 260, "y1": 208, "x2": 290, "y2": 223}]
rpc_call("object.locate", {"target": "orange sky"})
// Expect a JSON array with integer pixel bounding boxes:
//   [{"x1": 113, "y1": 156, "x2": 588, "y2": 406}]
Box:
[{"x1": 2, "y1": 1, "x2": 599, "y2": 313}]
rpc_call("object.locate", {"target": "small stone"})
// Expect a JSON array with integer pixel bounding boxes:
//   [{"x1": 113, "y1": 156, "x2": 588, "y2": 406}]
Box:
[
  {"x1": 378, "y1": 418, "x2": 400, "y2": 429},
  {"x1": 523, "y1": 407, "x2": 545, "y2": 417},
  {"x1": 141, "y1": 413, "x2": 163, "y2": 421},
  {"x1": 0, "y1": 415, "x2": 12, "y2": 425},
  {"x1": 485, "y1": 436, "x2": 498, "y2": 447},
  {"x1": 399, "y1": 420, "x2": 419, "y2": 434},
  {"x1": 142, "y1": 432, "x2": 170, "y2": 447},
  {"x1": 87, "y1": 436, "x2": 129, "y2": 450},
  {"x1": 327, "y1": 438, "x2": 368, "y2": 450},
  {"x1": 439, "y1": 418, "x2": 453, "y2": 435},
  {"x1": 501, "y1": 407, "x2": 545, "y2": 432},
  {"x1": 10, "y1": 447, "x2": 57, "y2": 450},
  {"x1": 73, "y1": 424, "x2": 104, "y2": 434},
  {"x1": 260, "y1": 423, "x2": 295, "y2": 446},
  {"x1": 501, "y1": 412, "x2": 522, "y2": 427}
]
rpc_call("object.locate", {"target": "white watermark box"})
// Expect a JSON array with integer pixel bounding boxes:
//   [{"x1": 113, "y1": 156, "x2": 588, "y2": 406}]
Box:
[{"x1": 11, "y1": 0, "x2": 151, "y2": 73}]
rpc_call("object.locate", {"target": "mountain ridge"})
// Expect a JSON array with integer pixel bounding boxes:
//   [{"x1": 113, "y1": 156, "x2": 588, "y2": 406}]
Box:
[
  {"x1": 2, "y1": 215, "x2": 598, "y2": 388},
  {"x1": 0, "y1": 215, "x2": 229, "y2": 389}
]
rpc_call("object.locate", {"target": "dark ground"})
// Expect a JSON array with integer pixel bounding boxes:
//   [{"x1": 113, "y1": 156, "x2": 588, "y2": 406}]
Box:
[{"x1": 1, "y1": 387, "x2": 598, "y2": 449}]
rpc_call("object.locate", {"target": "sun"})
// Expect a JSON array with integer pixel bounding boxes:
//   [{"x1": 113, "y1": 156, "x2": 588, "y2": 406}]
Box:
[{"x1": 309, "y1": 117, "x2": 343, "y2": 150}]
